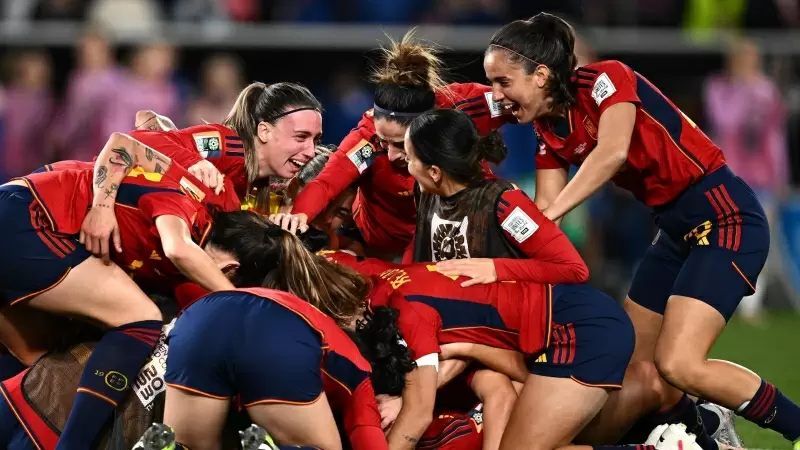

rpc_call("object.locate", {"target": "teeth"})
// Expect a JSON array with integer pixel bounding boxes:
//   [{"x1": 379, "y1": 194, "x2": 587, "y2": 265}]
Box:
[{"x1": 290, "y1": 159, "x2": 303, "y2": 167}]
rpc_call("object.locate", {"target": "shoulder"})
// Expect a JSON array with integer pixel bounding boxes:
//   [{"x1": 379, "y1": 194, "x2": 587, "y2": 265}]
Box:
[{"x1": 435, "y1": 82, "x2": 492, "y2": 109}]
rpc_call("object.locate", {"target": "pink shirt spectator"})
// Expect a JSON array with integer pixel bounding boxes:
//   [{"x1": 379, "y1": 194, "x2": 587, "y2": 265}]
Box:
[
  {"x1": 56, "y1": 68, "x2": 125, "y2": 162},
  {"x1": 102, "y1": 74, "x2": 180, "y2": 139},
  {"x1": 3, "y1": 88, "x2": 55, "y2": 177},
  {"x1": 704, "y1": 75, "x2": 788, "y2": 193}
]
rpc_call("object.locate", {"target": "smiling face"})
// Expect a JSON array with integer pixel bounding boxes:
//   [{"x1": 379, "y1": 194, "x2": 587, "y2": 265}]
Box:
[
  {"x1": 255, "y1": 109, "x2": 322, "y2": 179},
  {"x1": 483, "y1": 49, "x2": 550, "y2": 124},
  {"x1": 374, "y1": 118, "x2": 410, "y2": 168}
]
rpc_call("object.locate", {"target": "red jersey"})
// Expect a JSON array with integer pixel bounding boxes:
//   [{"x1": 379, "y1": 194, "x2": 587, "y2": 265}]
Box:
[
  {"x1": 236, "y1": 288, "x2": 386, "y2": 450},
  {"x1": 130, "y1": 124, "x2": 248, "y2": 199},
  {"x1": 292, "y1": 83, "x2": 515, "y2": 254},
  {"x1": 534, "y1": 60, "x2": 726, "y2": 207},
  {"x1": 323, "y1": 251, "x2": 552, "y2": 358},
  {"x1": 20, "y1": 164, "x2": 217, "y2": 286}
]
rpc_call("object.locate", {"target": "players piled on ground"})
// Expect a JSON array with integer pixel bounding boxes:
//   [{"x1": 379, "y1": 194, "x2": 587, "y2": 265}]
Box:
[{"x1": 0, "y1": 12, "x2": 798, "y2": 450}]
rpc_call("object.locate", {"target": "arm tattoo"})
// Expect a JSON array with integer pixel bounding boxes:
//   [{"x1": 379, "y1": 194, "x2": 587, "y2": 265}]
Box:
[
  {"x1": 103, "y1": 183, "x2": 119, "y2": 200},
  {"x1": 154, "y1": 163, "x2": 165, "y2": 174},
  {"x1": 94, "y1": 166, "x2": 108, "y2": 187},
  {"x1": 109, "y1": 147, "x2": 134, "y2": 170},
  {"x1": 145, "y1": 147, "x2": 154, "y2": 161},
  {"x1": 403, "y1": 435, "x2": 418, "y2": 444}
]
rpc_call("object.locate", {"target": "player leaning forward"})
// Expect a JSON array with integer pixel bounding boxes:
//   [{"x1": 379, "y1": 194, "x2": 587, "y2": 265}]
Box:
[{"x1": 483, "y1": 12, "x2": 800, "y2": 450}]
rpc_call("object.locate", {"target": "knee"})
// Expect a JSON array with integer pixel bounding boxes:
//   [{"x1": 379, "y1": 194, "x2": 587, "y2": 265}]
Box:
[
  {"x1": 625, "y1": 361, "x2": 666, "y2": 411},
  {"x1": 114, "y1": 299, "x2": 162, "y2": 327},
  {"x1": 654, "y1": 348, "x2": 701, "y2": 390}
]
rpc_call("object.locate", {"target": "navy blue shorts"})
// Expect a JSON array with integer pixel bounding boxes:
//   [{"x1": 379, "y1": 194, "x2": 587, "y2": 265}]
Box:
[
  {"x1": 527, "y1": 284, "x2": 634, "y2": 389},
  {"x1": 0, "y1": 186, "x2": 89, "y2": 307},
  {"x1": 628, "y1": 166, "x2": 769, "y2": 321},
  {"x1": 165, "y1": 291, "x2": 324, "y2": 407}
]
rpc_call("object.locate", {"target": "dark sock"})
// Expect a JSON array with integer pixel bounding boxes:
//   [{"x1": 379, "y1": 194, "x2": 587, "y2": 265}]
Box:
[
  {"x1": 697, "y1": 404, "x2": 722, "y2": 436},
  {"x1": 738, "y1": 379, "x2": 800, "y2": 442},
  {"x1": 0, "y1": 354, "x2": 26, "y2": 380},
  {"x1": 56, "y1": 320, "x2": 161, "y2": 449}
]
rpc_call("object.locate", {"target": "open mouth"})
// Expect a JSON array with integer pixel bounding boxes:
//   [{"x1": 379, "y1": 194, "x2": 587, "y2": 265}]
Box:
[
  {"x1": 502, "y1": 102, "x2": 521, "y2": 116},
  {"x1": 289, "y1": 158, "x2": 305, "y2": 169}
]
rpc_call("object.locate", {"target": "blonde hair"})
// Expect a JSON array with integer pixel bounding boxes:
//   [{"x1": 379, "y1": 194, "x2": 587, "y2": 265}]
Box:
[
  {"x1": 371, "y1": 28, "x2": 447, "y2": 90},
  {"x1": 223, "y1": 82, "x2": 266, "y2": 185}
]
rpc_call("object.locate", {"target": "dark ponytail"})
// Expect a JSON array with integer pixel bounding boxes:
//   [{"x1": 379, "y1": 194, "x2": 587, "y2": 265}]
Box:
[
  {"x1": 351, "y1": 306, "x2": 416, "y2": 396},
  {"x1": 487, "y1": 13, "x2": 579, "y2": 107},
  {"x1": 408, "y1": 109, "x2": 507, "y2": 184}
]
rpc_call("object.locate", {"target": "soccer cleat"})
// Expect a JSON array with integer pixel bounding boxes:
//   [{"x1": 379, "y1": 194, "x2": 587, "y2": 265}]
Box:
[
  {"x1": 240, "y1": 424, "x2": 279, "y2": 450},
  {"x1": 132, "y1": 423, "x2": 176, "y2": 450},
  {"x1": 647, "y1": 423, "x2": 704, "y2": 450},
  {"x1": 698, "y1": 402, "x2": 744, "y2": 448}
]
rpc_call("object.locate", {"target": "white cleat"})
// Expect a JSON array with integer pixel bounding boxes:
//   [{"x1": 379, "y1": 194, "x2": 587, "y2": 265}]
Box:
[{"x1": 698, "y1": 402, "x2": 744, "y2": 448}]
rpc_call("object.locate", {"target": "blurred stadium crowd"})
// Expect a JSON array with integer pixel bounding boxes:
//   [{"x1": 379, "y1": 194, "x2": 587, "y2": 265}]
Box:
[{"x1": 1, "y1": 0, "x2": 799, "y2": 314}]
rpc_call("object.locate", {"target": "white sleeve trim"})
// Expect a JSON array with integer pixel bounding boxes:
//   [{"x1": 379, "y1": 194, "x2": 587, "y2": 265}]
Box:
[{"x1": 415, "y1": 353, "x2": 439, "y2": 372}]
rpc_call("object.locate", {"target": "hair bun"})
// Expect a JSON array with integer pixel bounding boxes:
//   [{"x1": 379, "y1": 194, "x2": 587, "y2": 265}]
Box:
[{"x1": 372, "y1": 29, "x2": 445, "y2": 89}]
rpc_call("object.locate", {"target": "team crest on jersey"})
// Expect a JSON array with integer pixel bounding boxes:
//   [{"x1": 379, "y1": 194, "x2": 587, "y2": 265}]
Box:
[
  {"x1": 347, "y1": 139, "x2": 377, "y2": 174},
  {"x1": 192, "y1": 131, "x2": 222, "y2": 158},
  {"x1": 583, "y1": 117, "x2": 598, "y2": 140},
  {"x1": 431, "y1": 213, "x2": 471, "y2": 261},
  {"x1": 591, "y1": 73, "x2": 617, "y2": 106},
  {"x1": 179, "y1": 177, "x2": 206, "y2": 203},
  {"x1": 483, "y1": 91, "x2": 507, "y2": 118}
]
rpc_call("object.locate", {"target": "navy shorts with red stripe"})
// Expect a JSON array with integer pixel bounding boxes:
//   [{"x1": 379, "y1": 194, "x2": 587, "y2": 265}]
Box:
[
  {"x1": 527, "y1": 284, "x2": 634, "y2": 389},
  {"x1": 165, "y1": 291, "x2": 325, "y2": 406},
  {"x1": 628, "y1": 165, "x2": 769, "y2": 321},
  {"x1": 0, "y1": 186, "x2": 89, "y2": 307}
]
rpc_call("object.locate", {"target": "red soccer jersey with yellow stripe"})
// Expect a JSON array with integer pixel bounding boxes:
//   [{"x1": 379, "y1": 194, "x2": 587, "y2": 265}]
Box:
[{"x1": 534, "y1": 60, "x2": 726, "y2": 207}]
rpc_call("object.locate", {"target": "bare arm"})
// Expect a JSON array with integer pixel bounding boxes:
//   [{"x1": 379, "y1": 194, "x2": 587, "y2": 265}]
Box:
[
  {"x1": 542, "y1": 102, "x2": 636, "y2": 221},
  {"x1": 534, "y1": 168, "x2": 569, "y2": 226},
  {"x1": 135, "y1": 110, "x2": 178, "y2": 131},
  {"x1": 91, "y1": 132, "x2": 172, "y2": 209},
  {"x1": 155, "y1": 215, "x2": 235, "y2": 292},
  {"x1": 387, "y1": 366, "x2": 437, "y2": 450}
]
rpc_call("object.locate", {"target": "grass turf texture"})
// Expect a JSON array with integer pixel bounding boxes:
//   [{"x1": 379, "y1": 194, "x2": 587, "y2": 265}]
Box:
[{"x1": 709, "y1": 313, "x2": 800, "y2": 448}]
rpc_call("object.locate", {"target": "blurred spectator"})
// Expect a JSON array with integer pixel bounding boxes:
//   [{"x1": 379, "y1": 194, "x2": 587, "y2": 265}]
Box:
[
  {"x1": 320, "y1": 68, "x2": 372, "y2": 144},
  {"x1": 102, "y1": 42, "x2": 180, "y2": 137},
  {"x1": 423, "y1": 0, "x2": 507, "y2": 25},
  {"x1": 54, "y1": 29, "x2": 123, "y2": 162},
  {"x1": 704, "y1": 38, "x2": 788, "y2": 322},
  {"x1": 33, "y1": 0, "x2": 86, "y2": 20},
  {"x1": 186, "y1": 54, "x2": 244, "y2": 125},
  {"x1": 88, "y1": 0, "x2": 161, "y2": 35},
  {"x1": 2, "y1": 50, "x2": 55, "y2": 178}
]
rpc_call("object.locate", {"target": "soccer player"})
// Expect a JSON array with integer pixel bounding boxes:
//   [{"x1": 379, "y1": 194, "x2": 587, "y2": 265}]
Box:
[
  {"x1": 161, "y1": 279, "x2": 388, "y2": 448},
  {"x1": 283, "y1": 30, "x2": 516, "y2": 258},
  {"x1": 404, "y1": 109, "x2": 589, "y2": 286},
  {"x1": 321, "y1": 249, "x2": 637, "y2": 450},
  {"x1": 483, "y1": 12, "x2": 800, "y2": 450},
  {"x1": 0, "y1": 146, "x2": 275, "y2": 449}
]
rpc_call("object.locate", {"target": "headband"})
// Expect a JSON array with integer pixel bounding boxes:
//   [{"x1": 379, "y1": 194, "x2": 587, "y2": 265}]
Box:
[
  {"x1": 489, "y1": 44, "x2": 544, "y2": 66},
  {"x1": 264, "y1": 106, "x2": 319, "y2": 123},
  {"x1": 372, "y1": 104, "x2": 432, "y2": 118}
]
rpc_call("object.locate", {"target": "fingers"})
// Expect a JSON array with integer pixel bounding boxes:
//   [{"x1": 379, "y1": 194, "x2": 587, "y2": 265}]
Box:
[
  {"x1": 99, "y1": 237, "x2": 110, "y2": 265},
  {"x1": 214, "y1": 174, "x2": 225, "y2": 194},
  {"x1": 461, "y1": 278, "x2": 482, "y2": 288},
  {"x1": 112, "y1": 227, "x2": 123, "y2": 253}
]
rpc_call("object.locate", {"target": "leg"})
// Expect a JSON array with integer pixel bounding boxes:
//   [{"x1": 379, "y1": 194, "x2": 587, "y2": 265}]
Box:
[
  {"x1": 575, "y1": 361, "x2": 664, "y2": 445},
  {"x1": 499, "y1": 375, "x2": 609, "y2": 450},
  {"x1": 470, "y1": 369, "x2": 518, "y2": 450},
  {"x1": 25, "y1": 258, "x2": 162, "y2": 449},
  {"x1": 247, "y1": 395, "x2": 342, "y2": 450},
  {"x1": 0, "y1": 305, "x2": 71, "y2": 366},
  {"x1": 163, "y1": 386, "x2": 229, "y2": 450}
]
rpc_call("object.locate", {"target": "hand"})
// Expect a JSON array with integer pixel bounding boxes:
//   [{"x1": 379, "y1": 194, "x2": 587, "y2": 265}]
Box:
[
  {"x1": 188, "y1": 160, "x2": 225, "y2": 195},
  {"x1": 268, "y1": 213, "x2": 309, "y2": 235},
  {"x1": 79, "y1": 205, "x2": 122, "y2": 264},
  {"x1": 375, "y1": 394, "x2": 403, "y2": 430},
  {"x1": 541, "y1": 206, "x2": 559, "y2": 221},
  {"x1": 435, "y1": 258, "x2": 497, "y2": 287}
]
